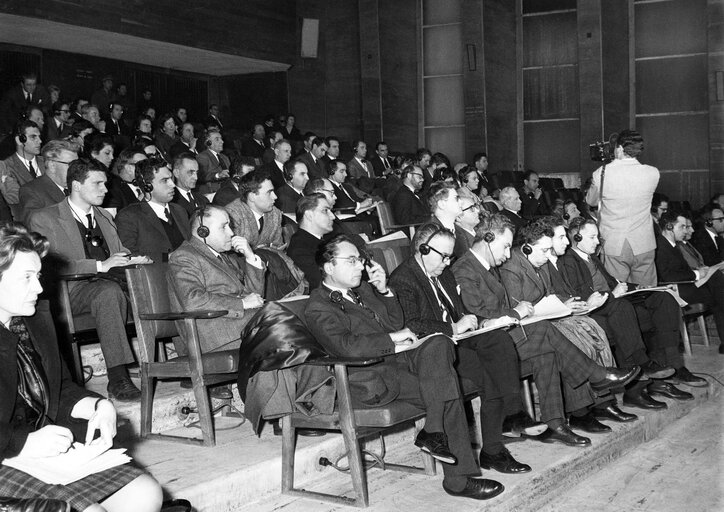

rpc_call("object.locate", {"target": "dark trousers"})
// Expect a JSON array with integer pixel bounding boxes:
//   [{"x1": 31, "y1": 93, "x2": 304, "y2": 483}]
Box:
[
  {"x1": 69, "y1": 279, "x2": 135, "y2": 369},
  {"x1": 591, "y1": 298, "x2": 649, "y2": 366},
  {"x1": 677, "y1": 271, "x2": 724, "y2": 344},
  {"x1": 514, "y1": 321, "x2": 597, "y2": 423},
  {"x1": 394, "y1": 336, "x2": 479, "y2": 479},
  {"x1": 626, "y1": 291, "x2": 684, "y2": 369}
]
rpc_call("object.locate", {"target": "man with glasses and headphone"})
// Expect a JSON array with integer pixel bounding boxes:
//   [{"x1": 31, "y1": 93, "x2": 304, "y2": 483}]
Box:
[
  {"x1": 390, "y1": 164, "x2": 429, "y2": 226},
  {"x1": 691, "y1": 203, "x2": 724, "y2": 266},
  {"x1": 29, "y1": 158, "x2": 151, "y2": 401}
]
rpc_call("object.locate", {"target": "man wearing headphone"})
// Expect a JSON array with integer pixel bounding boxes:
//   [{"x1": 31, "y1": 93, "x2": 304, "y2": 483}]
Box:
[
  {"x1": 47, "y1": 101, "x2": 72, "y2": 141},
  {"x1": 196, "y1": 129, "x2": 230, "y2": 194},
  {"x1": 0, "y1": 120, "x2": 45, "y2": 214},
  {"x1": 690, "y1": 203, "x2": 724, "y2": 266},
  {"x1": 274, "y1": 159, "x2": 309, "y2": 215}
]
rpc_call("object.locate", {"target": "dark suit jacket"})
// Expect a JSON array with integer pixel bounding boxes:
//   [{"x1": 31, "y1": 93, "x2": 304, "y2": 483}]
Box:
[
  {"x1": 1, "y1": 301, "x2": 98, "y2": 458},
  {"x1": 260, "y1": 160, "x2": 286, "y2": 190},
  {"x1": 115, "y1": 201, "x2": 190, "y2": 263},
  {"x1": 654, "y1": 234, "x2": 697, "y2": 283},
  {"x1": 370, "y1": 155, "x2": 391, "y2": 177},
  {"x1": 287, "y1": 228, "x2": 325, "y2": 290},
  {"x1": 103, "y1": 174, "x2": 141, "y2": 211},
  {"x1": 18, "y1": 174, "x2": 66, "y2": 224},
  {"x1": 297, "y1": 152, "x2": 325, "y2": 181},
  {"x1": 690, "y1": 226, "x2": 724, "y2": 266},
  {"x1": 498, "y1": 208, "x2": 527, "y2": 233},
  {"x1": 197, "y1": 149, "x2": 231, "y2": 193},
  {"x1": 499, "y1": 248, "x2": 549, "y2": 304},
  {"x1": 211, "y1": 179, "x2": 241, "y2": 207},
  {"x1": 389, "y1": 257, "x2": 462, "y2": 337},
  {"x1": 274, "y1": 183, "x2": 303, "y2": 215},
  {"x1": 545, "y1": 259, "x2": 578, "y2": 299},
  {"x1": 519, "y1": 189, "x2": 548, "y2": 219},
  {"x1": 241, "y1": 138, "x2": 266, "y2": 161},
  {"x1": 167, "y1": 237, "x2": 266, "y2": 352},
  {"x1": 559, "y1": 250, "x2": 619, "y2": 298},
  {"x1": 452, "y1": 250, "x2": 520, "y2": 321},
  {"x1": 0, "y1": 153, "x2": 46, "y2": 209},
  {"x1": 45, "y1": 118, "x2": 72, "y2": 141},
  {"x1": 169, "y1": 140, "x2": 198, "y2": 161},
  {"x1": 331, "y1": 181, "x2": 363, "y2": 210},
  {"x1": 172, "y1": 188, "x2": 208, "y2": 218},
  {"x1": 390, "y1": 185, "x2": 429, "y2": 225},
  {"x1": 453, "y1": 225, "x2": 475, "y2": 258},
  {"x1": 0, "y1": 84, "x2": 49, "y2": 134},
  {"x1": 205, "y1": 115, "x2": 223, "y2": 130}
]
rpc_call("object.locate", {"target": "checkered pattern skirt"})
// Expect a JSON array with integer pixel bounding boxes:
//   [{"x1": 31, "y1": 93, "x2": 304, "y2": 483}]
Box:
[{"x1": 0, "y1": 462, "x2": 145, "y2": 510}]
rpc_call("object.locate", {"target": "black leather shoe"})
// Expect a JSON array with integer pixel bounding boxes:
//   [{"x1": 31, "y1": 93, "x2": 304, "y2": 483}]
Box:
[
  {"x1": 442, "y1": 477, "x2": 505, "y2": 500},
  {"x1": 502, "y1": 411, "x2": 548, "y2": 438},
  {"x1": 639, "y1": 360, "x2": 675, "y2": 380},
  {"x1": 667, "y1": 367, "x2": 708, "y2": 388},
  {"x1": 593, "y1": 404, "x2": 638, "y2": 423},
  {"x1": 479, "y1": 447, "x2": 531, "y2": 474},
  {"x1": 623, "y1": 388, "x2": 667, "y2": 409},
  {"x1": 538, "y1": 424, "x2": 591, "y2": 446},
  {"x1": 648, "y1": 381, "x2": 694, "y2": 401},
  {"x1": 590, "y1": 366, "x2": 640, "y2": 392},
  {"x1": 568, "y1": 412, "x2": 612, "y2": 433},
  {"x1": 107, "y1": 377, "x2": 141, "y2": 401},
  {"x1": 161, "y1": 498, "x2": 192, "y2": 512},
  {"x1": 415, "y1": 430, "x2": 457, "y2": 464}
]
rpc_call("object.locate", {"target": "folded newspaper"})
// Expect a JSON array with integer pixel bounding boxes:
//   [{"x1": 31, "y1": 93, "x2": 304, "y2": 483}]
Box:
[{"x1": 3, "y1": 442, "x2": 132, "y2": 485}]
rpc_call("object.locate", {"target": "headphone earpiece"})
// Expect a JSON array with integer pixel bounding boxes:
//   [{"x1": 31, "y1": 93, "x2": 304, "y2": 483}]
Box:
[
  {"x1": 483, "y1": 232, "x2": 495, "y2": 243},
  {"x1": 205, "y1": 139, "x2": 212, "y2": 147},
  {"x1": 418, "y1": 226, "x2": 447, "y2": 257},
  {"x1": 419, "y1": 244, "x2": 431, "y2": 255},
  {"x1": 18, "y1": 133, "x2": 27, "y2": 144},
  {"x1": 573, "y1": 233, "x2": 582, "y2": 243},
  {"x1": 132, "y1": 169, "x2": 154, "y2": 194},
  {"x1": 196, "y1": 207, "x2": 210, "y2": 238},
  {"x1": 522, "y1": 243, "x2": 532, "y2": 255},
  {"x1": 705, "y1": 219, "x2": 714, "y2": 228},
  {"x1": 563, "y1": 213, "x2": 570, "y2": 220}
]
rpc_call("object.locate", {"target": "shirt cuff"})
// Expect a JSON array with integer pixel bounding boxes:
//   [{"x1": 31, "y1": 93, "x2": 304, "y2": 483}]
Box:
[
  {"x1": 96, "y1": 261, "x2": 103, "y2": 272},
  {"x1": 693, "y1": 270, "x2": 700, "y2": 280},
  {"x1": 246, "y1": 254, "x2": 263, "y2": 269}
]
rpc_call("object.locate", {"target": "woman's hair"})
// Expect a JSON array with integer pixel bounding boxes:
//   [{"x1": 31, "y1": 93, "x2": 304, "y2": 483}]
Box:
[{"x1": 0, "y1": 223, "x2": 49, "y2": 280}]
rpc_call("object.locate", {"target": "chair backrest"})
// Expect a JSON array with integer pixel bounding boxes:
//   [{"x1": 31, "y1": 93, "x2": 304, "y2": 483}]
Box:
[
  {"x1": 126, "y1": 263, "x2": 179, "y2": 363},
  {"x1": 376, "y1": 202, "x2": 396, "y2": 235},
  {"x1": 367, "y1": 236, "x2": 411, "y2": 274}
]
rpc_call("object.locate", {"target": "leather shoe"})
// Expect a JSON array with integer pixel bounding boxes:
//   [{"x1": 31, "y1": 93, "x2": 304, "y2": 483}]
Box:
[
  {"x1": 590, "y1": 366, "x2": 640, "y2": 392},
  {"x1": 648, "y1": 381, "x2": 694, "y2": 401},
  {"x1": 667, "y1": 367, "x2": 707, "y2": 388},
  {"x1": 623, "y1": 388, "x2": 667, "y2": 409},
  {"x1": 415, "y1": 430, "x2": 457, "y2": 464},
  {"x1": 479, "y1": 447, "x2": 531, "y2": 474},
  {"x1": 568, "y1": 412, "x2": 612, "y2": 433},
  {"x1": 593, "y1": 404, "x2": 638, "y2": 423},
  {"x1": 502, "y1": 411, "x2": 548, "y2": 438},
  {"x1": 442, "y1": 477, "x2": 504, "y2": 500},
  {"x1": 209, "y1": 385, "x2": 233, "y2": 399},
  {"x1": 538, "y1": 424, "x2": 591, "y2": 446},
  {"x1": 639, "y1": 360, "x2": 675, "y2": 380},
  {"x1": 107, "y1": 377, "x2": 141, "y2": 401}
]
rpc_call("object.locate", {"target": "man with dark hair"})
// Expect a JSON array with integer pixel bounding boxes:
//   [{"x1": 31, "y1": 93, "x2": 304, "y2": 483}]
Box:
[
  {"x1": 586, "y1": 129, "x2": 659, "y2": 286},
  {"x1": 171, "y1": 152, "x2": 208, "y2": 217},
  {"x1": 275, "y1": 160, "x2": 309, "y2": 214},
  {"x1": 169, "y1": 122, "x2": 198, "y2": 160},
  {"x1": 286, "y1": 193, "x2": 336, "y2": 289},
  {"x1": 197, "y1": 129, "x2": 230, "y2": 194},
  {"x1": 212, "y1": 158, "x2": 255, "y2": 207},
  {"x1": 0, "y1": 120, "x2": 45, "y2": 216},
  {"x1": 263, "y1": 130, "x2": 282, "y2": 164},
  {"x1": 347, "y1": 140, "x2": 376, "y2": 193},
  {"x1": 691, "y1": 204, "x2": 724, "y2": 266},
  {"x1": 241, "y1": 123, "x2": 267, "y2": 163},
  {"x1": 473, "y1": 152, "x2": 490, "y2": 193},
  {"x1": 370, "y1": 141, "x2": 392, "y2": 176},
  {"x1": 297, "y1": 136, "x2": 327, "y2": 180},
  {"x1": 454, "y1": 193, "x2": 482, "y2": 258},
  {"x1": 320, "y1": 135, "x2": 340, "y2": 171},
  {"x1": 651, "y1": 192, "x2": 669, "y2": 237},
  {"x1": 328, "y1": 160, "x2": 373, "y2": 212},
  {"x1": 519, "y1": 170, "x2": 547, "y2": 219},
  {"x1": 91, "y1": 75, "x2": 115, "y2": 113},
  {"x1": 25, "y1": 105, "x2": 45, "y2": 133},
  {"x1": 390, "y1": 165, "x2": 429, "y2": 225},
  {"x1": 115, "y1": 159, "x2": 190, "y2": 263},
  {"x1": 301, "y1": 131, "x2": 316, "y2": 155},
  {"x1": 305, "y1": 177, "x2": 368, "y2": 249},
  {"x1": 224, "y1": 170, "x2": 282, "y2": 249},
  {"x1": 103, "y1": 147, "x2": 147, "y2": 216},
  {"x1": 260, "y1": 138, "x2": 292, "y2": 189},
  {"x1": 306, "y1": 234, "x2": 505, "y2": 500},
  {"x1": 656, "y1": 211, "x2": 724, "y2": 354},
  {"x1": 0, "y1": 72, "x2": 49, "y2": 136},
  {"x1": 46, "y1": 101, "x2": 72, "y2": 141},
  {"x1": 205, "y1": 104, "x2": 223, "y2": 130},
  {"x1": 19, "y1": 139, "x2": 78, "y2": 223},
  {"x1": 29, "y1": 158, "x2": 151, "y2": 400}
]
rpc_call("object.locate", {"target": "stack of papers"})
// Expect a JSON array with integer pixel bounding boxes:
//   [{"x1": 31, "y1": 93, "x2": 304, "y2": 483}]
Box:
[
  {"x1": 520, "y1": 295, "x2": 572, "y2": 325},
  {"x1": 396, "y1": 318, "x2": 519, "y2": 353},
  {"x1": 3, "y1": 442, "x2": 132, "y2": 485}
]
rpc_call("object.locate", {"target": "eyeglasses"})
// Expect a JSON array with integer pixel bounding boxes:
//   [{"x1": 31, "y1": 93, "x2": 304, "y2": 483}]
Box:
[
  {"x1": 332, "y1": 255, "x2": 368, "y2": 266},
  {"x1": 711, "y1": 217, "x2": 724, "y2": 222},
  {"x1": 409, "y1": 173, "x2": 424, "y2": 178},
  {"x1": 47, "y1": 159, "x2": 75, "y2": 166},
  {"x1": 425, "y1": 245, "x2": 454, "y2": 263},
  {"x1": 462, "y1": 203, "x2": 481, "y2": 212}
]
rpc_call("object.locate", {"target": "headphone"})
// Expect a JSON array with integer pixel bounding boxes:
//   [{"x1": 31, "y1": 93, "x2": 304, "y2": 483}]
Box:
[
  {"x1": 563, "y1": 213, "x2": 570, "y2": 220},
  {"x1": 132, "y1": 168, "x2": 154, "y2": 194},
  {"x1": 418, "y1": 226, "x2": 451, "y2": 255},
  {"x1": 573, "y1": 232, "x2": 583, "y2": 243},
  {"x1": 196, "y1": 206, "x2": 210, "y2": 238},
  {"x1": 705, "y1": 218, "x2": 714, "y2": 228},
  {"x1": 18, "y1": 133, "x2": 26, "y2": 144},
  {"x1": 283, "y1": 161, "x2": 297, "y2": 182},
  {"x1": 205, "y1": 139, "x2": 212, "y2": 147},
  {"x1": 329, "y1": 290, "x2": 346, "y2": 311},
  {"x1": 521, "y1": 243, "x2": 533, "y2": 255},
  {"x1": 14, "y1": 123, "x2": 28, "y2": 144}
]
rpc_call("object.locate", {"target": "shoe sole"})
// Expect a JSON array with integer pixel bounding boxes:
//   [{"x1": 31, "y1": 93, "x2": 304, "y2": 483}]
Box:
[
  {"x1": 622, "y1": 400, "x2": 667, "y2": 410},
  {"x1": 666, "y1": 377, "x2": 708, "y2": 388},
  {"x1": 592, "y1": 413, "x2": 638, "y2": 423},
  {"x1": 415, "y1": 444, "x2": 457, "y2": 464},
  {"x1": 540, "y1": 437, "x2": 590, "y2": 447},
  {"x1": 643, "y1": 368, "x2": 676, "y2": 379},
  {"x1": 649, "y1": 391, "x2": 694, "y2": 401},
  {"x1": 479, "y1": 462, "x2": 532, "y2": 474}
]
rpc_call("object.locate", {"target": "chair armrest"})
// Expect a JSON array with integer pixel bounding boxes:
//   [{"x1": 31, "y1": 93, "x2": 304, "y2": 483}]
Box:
[
  {"x1": 388, "y1": 221, "x2": 422, "y2": 229},
  {"x1": 304, "y1": 356, "x2": 382, "y2": 367},
  {"x1": 59, "y1": 273, "x2": 97, "y2": 281},
  {"x1": 139, "y1": 309, "x2": 228, "y2": 321}
]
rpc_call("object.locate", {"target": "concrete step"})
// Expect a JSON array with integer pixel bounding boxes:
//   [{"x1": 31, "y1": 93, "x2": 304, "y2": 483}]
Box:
[{"x1": 106, "y1": 346, "x2": 723, "y2": 512}]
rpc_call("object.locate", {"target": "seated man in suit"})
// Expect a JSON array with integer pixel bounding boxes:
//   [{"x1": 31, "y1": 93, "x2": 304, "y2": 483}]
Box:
[
  {"x1": 196, "y1": 128, "x2": 230, "y2": 194},
  {"x1": 115, "y1": 158, "x2": 191, "y2": 263},
  {"x1": 0, "y1": 72, "x2": 48, "y2": 136},
  {"x1": 167, "y1": 204, "x2": 265, "y2": 353},
  {"x1": 454, "y1": 189, "x2": 482, "y2": 258},
  {"x1": 212, "y1": 158, "x2": 255, "y2": 207},
  {"x1": 275, "y1": 160, "x2": 309, "y2": 215},
  {"x1": 424, "y1": 182, "x2": 472, "y2": 256},
  {"x1": 656, "y1": 211, "x2": 724, "y2": 355},
  {"x1": 370, "y1": 141, "x2": 393, "y2": 177},
  {"x1": 390, "y1": 164, "x2": 430, "y2": 226},
  {"x1": 297, "y1": 136, "x2": 327, "y2": 181},
  {"x1": 518, "y1": 170, "x2": 548, "y2": 220},
  {"x1": 328, "y1": 160, "x2": 373, "y2": 212},
  {"x1": 240, "y1": 123, "x2": 267, "y2": 164},
  {"x1": 305, "y1": 178, "x2": 368, "y2": 249},
  {"x1": 260, "y1": 138, "x2": 292, "y2": 189},
  {"x1": 346, "y1": 140, "x2": 376, "y2": 193},
  {"x1": 306, "y1": 234, "x2": 505, "y2": 500},
  {"x1": 29, "y1": 158, "x2": 151, "y2": 401},
  {"x1": 225, "y1": 170, "x2": 283, "y2": 249},
  {"x1": 46, "y1": 101, "x2": 73, "y2": 141},
  {"x1": 677, "y1": 215, "x2": 708, "y2": 270},
  {"x1": 287, "y1": 193, "x2": 335, "y2": 289},
  {"x1": 171, "y1": 152, "x2": 208, "y2": 217},
  {"x1": 262, "y1": 130, "x2": 282, "y2": 164},
  {"x1": 18, "y1": 139, "x2": 77, "y2": 224},
  {"x1": 103, "y1": 147, "x2": 147, "y2": 216},
  {"x1": 390, "y1": 224, "x2": 547, "y2": 468},
  {"x1": 691, "y1": 204, "x2": 724, "y2": 266},
  {"x1": 0, "y1": 121, "x2": 45, "y2": 217},
  {"x1": 453, "y1": 215, "x2": 638, "y2": 443},
  {"x1": 169, "y1": 122, "x2": 199, "y2": 160},
  {"x1": 498, "y1": 187, "x2": 527, "y2": 235}
]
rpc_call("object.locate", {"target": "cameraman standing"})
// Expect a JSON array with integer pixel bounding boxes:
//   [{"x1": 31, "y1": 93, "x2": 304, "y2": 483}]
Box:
[{"x1": 586, "y1": 130, "x2": 659, "y2": 286}]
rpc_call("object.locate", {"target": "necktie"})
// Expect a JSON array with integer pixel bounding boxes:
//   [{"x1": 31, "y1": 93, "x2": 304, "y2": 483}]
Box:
[
  {"x1": 218, "y1": 254, "x2": 244, "y2": 284},
  {"x1": 258, "y1": 215, "x2": 265, "y2": 234},
  {"x1": 26, "y1": 92, "x2": 32, "y2": 105},
  {"x1": 164, "y1": 207, "x2": 173, "y2": 225},
  {"x1": 28, "y1": 160, "x2": 37, "y2": 178},
  {"x1": 86, "y1": 213, "x2": 94, "y2": 230},
  {"x1": 347, "y1": 290, "x2": 382, "y2": 324},
  {"x1": 383, "y1": 158, "x2": 390, "y2": 169},
  {"x1": 11, "y1": 318, "x2": 50, "y2": 429},
  {"x1": 63, "y1": 187, "x2": 69, "y2": 197},
  {"x1": 680, "y1": 242, "x2": 704, "y2": 268},
  {"x1": 432, "y1": 278, "x2": 460, "y2": 322}
]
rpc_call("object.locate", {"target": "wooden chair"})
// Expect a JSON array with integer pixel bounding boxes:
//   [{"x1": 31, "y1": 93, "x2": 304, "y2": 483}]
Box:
[
  {"x1": 126, "y1": 263, "x2": 238, "y2": 446},
  {"x1": 375, "y1": 202, "x2": 421, "y2": 237},
  {"x1": 56, "y1": 273, "x2": 136, "y2": 383},
  {"x1": 660, "y1": 282, "x2": 710, "y2": 355},
  {"x1": 365, "y1": 235, "x2": 411, "y2": 274}
]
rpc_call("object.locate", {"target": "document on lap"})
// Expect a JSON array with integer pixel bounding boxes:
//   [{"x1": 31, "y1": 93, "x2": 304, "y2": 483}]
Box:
[
  {"x1": 617, "y1": 285, "x2": 688, "y2": 307},
  {"x1": 520, "y1": 295, "x2": 572, "y2": 326},
  {"x1": 396, "y1": 319, "x2": 520, "y2": 353}
]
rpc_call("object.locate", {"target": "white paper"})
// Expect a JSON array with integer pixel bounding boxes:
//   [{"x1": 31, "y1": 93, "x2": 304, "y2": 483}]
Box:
[{"x1": 519, "y1": 295, "x2": 572, "y2": 325}]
